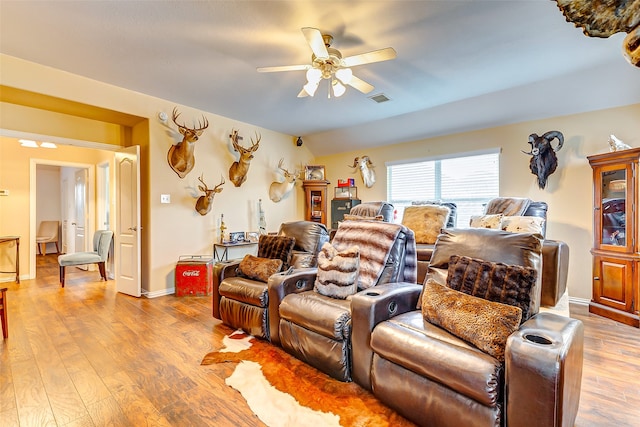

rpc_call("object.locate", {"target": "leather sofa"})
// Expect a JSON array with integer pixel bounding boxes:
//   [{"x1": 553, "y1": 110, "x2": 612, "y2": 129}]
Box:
[
  {"x1": 415, "y1": 201, "x2": 569, "y2": 307},
  {"x1": 267, "y1": 220, "x2": 416, "y2": 381},
  {"x1": 351, "y1": 228, "x2": 584, "y2": 427},
  {"x1": 212, "y1": 221, "x2": 329, "y2": 339}
]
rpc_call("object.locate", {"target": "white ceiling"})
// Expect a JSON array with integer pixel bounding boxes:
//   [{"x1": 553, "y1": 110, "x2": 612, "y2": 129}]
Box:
[{"x1": 1, "y1": 1, "x2": 638, "y2": 156}]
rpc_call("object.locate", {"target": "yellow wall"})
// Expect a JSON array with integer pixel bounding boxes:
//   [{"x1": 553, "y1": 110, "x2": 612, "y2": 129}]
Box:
[
  {"x1": 0, "y1": 54, "x2": 315, "y2": 294},
  {"x1": 317, "y1": 104, "x2": 640, "y2": 301}
]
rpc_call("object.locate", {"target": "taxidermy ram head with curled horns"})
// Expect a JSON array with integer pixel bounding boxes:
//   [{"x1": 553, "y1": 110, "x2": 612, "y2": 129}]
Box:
[{"x1": 522, "y1": 131, "x2": 564, "y2": 189}]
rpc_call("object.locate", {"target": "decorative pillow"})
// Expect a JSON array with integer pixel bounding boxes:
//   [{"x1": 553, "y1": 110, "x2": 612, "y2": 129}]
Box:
[
  {"x1": 314, "y1": 242, "x2": 360, "y2": 299},
  {"x1": 501, "y1": 216, "x2": 544, "y2": 235},
  {"x1": 447, "y1": 255, "x2": 537, "y2": 321},
  {"x1": 238, "y1": 254, "x2": 283, "y2": 283},
  {"x1": 421, "y1": 279, "x2": 522, "y2": 361},
  {"x1": 469, "y1": 214, "x2": 503, "y2": 229},
  {"x1": 342, "y1": 214, "x2": 384, "y2": 221},
  {"x1": 258, "y1": 235, "x2": 296, "y2": 269},
  {"x1": 402, "y1": 205, "x2": 450, "y2": 244}
]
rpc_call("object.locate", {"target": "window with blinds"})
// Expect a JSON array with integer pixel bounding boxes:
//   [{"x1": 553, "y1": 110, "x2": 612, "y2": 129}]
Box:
[{"x1": 386, "y1": 150, "x2": 500, "y2": 227}]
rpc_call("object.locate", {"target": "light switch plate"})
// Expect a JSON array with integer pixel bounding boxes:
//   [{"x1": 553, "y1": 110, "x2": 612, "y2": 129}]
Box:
[
  {"x1": 160, "y1": 194, "x2": 170, "y2": 204},
  {"x1": 0, "y1": 189, "x2": 9, "y2": 196}
]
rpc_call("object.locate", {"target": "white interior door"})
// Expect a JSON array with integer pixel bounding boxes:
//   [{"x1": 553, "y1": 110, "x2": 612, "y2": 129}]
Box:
[
  {"x1": 115, "y1": 146, "x2": 141, "y2": 297},
  {"x1": 74, "y1": 168, "x2": 88, "y2": 252}
]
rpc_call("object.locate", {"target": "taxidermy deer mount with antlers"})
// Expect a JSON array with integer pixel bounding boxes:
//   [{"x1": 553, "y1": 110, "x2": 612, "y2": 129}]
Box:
[
  {"x1": 350, "y1": 156, "x2": 376, "y2": 188},
  {"x1": 195, "y1": 174, "x2": 225, "y2": 215},
  {"x1": 228, "y1": 129, "x2": 261, "y2": 187},
  {"x1": 269, "y1": 158, "x2": 301, "y2": 202},
  {"x1": 168, "y1": 107, "x2": 209, "y2": 178}
]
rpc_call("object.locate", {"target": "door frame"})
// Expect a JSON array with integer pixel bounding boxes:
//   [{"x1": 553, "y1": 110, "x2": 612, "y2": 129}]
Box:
[{"x1": 30, "y1": 158, "x2": 95, "y2": 279}]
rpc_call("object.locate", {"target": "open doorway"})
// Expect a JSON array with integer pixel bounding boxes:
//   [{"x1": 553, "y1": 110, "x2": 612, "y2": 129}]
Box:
[{"x1": 32, "y1": 159, "x2": 96, "y2": 279}]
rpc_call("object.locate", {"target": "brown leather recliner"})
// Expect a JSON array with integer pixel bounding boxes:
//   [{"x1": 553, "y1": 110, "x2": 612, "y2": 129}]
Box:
[
  {"x1": 415, "y1": 201, "x2": 569, "y2": 307},
  {"x1": 351, "y1": 228, "x2": 583, "y2": 427},
  {"x1": 268, "y1": 220, "x2": 417, "y2": 382},
  {"x1": 212, "y1": 221, "x2": 329, "y2": 340}
]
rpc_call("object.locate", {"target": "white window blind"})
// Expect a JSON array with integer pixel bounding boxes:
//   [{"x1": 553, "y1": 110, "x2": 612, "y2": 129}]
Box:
[{"x1": 387, "y1": 150, "x2": 500, "y2": 227}]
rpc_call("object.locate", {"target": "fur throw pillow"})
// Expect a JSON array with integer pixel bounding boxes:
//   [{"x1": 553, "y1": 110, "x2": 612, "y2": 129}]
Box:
[
  {"x1": 501, "y1": 216, "x2": 545, "y2": 235},
  {"x1": 422, "y1": 278, "x2": 522, "y2": 361},
  {"x1": 469, "y1": 214, "x2": 503, "y2": 229},
  {"x1": 446, "y1": 255, "x2": 537, "y2": 322},
  {"x1": 314, "y1": 242, "x2": 360, "y2": 299},
  {"x1": 402, "y1": 205, "x2": 450, "y2": 244},
  {"x1": 258, "y1": 235, "x2": 296, "y2": 269},
  {"x1": 238, "y1": 255, "x2": 283, "y2": 283}
]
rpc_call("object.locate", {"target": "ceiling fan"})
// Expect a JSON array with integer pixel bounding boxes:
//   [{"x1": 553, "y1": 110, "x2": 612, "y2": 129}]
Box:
[{"x1": 257, "y1": 27, "x2": 397, "y2": 98}]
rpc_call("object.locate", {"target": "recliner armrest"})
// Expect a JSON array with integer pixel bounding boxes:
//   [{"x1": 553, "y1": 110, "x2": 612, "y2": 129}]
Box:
[
  {"x1": 267, "y1": 268, "x2": 318, "y2": 345},
  {"x1": 212, "y1": 260, "x2": 241, "y2": 319},
  {"x1": 541, "y1": 240, "x2": 569, "y2": 307},
  {"x1": 351, "y1": 282, "x2": 423, "y2": 390},
  {"x1": 506, "y1": 312, "x2": 584, "y2": 427}
]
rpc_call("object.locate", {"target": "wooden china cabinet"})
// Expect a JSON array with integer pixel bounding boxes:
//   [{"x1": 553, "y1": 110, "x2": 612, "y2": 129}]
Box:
[
  {"x1": 302, "y1": 180, "x2": 330, "y2": 226},
  {"x1": 588, "y1": 148, "x2": 640, "y2": 327}
]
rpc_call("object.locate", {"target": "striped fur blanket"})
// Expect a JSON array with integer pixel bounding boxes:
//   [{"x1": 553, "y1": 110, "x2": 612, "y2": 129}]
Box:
[
  {"x1": 332, "y1": 220, "x2": 417, "y2": 289},
  {"x1": 484, "y1": 197, "x2": 531, "y2": 216}
]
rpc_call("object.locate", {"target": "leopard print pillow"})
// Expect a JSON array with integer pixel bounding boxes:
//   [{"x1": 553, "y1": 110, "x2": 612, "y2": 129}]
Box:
[{"x1": 421, "y1": 278, "x2": 522, "y2": 361}]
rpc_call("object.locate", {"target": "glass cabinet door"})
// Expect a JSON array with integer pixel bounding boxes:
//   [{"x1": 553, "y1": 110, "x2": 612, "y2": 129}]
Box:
[{"x1": 600, "y1": 168, "x2": 628, "y2": 249}]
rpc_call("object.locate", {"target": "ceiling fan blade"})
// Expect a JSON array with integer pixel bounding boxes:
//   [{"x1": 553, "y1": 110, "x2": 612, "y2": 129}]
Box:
[
  {"x1": 257, "y1": 64, "x2": 310, "y2": 73},
  {"x1": 348, "y1": 75, "x2": 375, "y2": 94},
  {"x1": 343, "y1": 47, "x2": 397, "y2": 67},
  {"x1": 302, "y1": 27, "x2": 329, "y2": 59}
]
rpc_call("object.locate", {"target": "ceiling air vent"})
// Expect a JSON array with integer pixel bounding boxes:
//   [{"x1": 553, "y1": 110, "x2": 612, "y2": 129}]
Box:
[{"x1": 368, "y1": 93, "x2": 391, "y2": 103}]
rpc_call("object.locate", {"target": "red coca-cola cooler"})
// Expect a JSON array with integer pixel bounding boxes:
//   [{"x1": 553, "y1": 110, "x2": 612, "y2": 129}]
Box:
[{"x1": 175, "y1": 255, "x2": 213, "y2": 296}]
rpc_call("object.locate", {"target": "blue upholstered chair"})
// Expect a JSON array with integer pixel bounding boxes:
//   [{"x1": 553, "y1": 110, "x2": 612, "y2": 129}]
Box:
[{"x1": 58, "y1": 230, "x2": 113, "y2": 287}]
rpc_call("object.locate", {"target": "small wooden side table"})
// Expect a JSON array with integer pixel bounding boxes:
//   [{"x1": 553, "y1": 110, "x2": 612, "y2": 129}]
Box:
[
  {"x1": 213, "y1": 241, "x2": 257, "y2": 262},
  {"x1": 0, "y1": 236, "x2": 20, "y2": 284}
]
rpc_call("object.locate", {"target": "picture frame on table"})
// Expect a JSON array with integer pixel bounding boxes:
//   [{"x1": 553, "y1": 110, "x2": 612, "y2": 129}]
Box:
[
  {"x1": 246, "y1": 231, "x2": 259, "y2": 242},
  {"x1": 228, "y1": 231, "x2": 246, "y2": 243},
  {"x1": 305, "y1": 165, "x2": 326, "y2": 181}
]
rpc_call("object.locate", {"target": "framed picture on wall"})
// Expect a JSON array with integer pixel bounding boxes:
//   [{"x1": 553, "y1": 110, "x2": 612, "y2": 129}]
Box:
[{"x1": 305, "y1": 165, "x2": 326, "y2": 181}]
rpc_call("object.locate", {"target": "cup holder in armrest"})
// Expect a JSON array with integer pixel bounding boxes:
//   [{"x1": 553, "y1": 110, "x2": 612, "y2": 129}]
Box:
[{"x1": 524, "y1": 333, "x2": 553, "y2": 345}]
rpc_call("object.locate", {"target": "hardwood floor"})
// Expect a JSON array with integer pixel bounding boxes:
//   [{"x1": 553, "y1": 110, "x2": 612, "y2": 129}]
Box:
[{"x1": 1, "y1": 254, "x2": 639, "y2": 426}]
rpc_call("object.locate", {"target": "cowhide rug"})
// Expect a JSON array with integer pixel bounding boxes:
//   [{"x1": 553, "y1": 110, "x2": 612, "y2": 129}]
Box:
[{"x1": 201, "y1": 330, "x2": 414, "y2": 427}]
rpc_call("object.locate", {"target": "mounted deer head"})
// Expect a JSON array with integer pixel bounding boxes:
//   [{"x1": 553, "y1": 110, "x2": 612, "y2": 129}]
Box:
[
  {"x1": 168, "y1": 107, "x2": 209, "y2": 178},
  {"x1": 195, "y1": 174, "x2": 225, "y2": 215},
  {"x1": 350, "y1": 156, "x2": 376, "y2": 188},
  {"x1": 269, "y1": 158, "x2": 301, "y2": 202},
  {"x1": 228, "y1": 130, "x2": 261, "y2": 187}
]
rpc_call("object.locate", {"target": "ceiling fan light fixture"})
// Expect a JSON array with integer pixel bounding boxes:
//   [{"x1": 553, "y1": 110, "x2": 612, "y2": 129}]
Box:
[
  {"x1": 306, "y1": 68, "x2": 322, "y2": 83},
  {"x1": 332, "y1": 80, "x2": 346, "y2": 97},
  {"x1": 335, "y1": 68, "x2": 353, "y2": 84},
  {"x1": 303, "y1": 80, "x2": 319, "y2": 97}
]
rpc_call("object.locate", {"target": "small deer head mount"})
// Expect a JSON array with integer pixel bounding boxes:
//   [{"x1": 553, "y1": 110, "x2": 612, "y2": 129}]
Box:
[
  {"x1": 350, "y1": 156, "x2": 376, "y2": 188},
  {"x1": 195, "y1": 174, "x2": 225, "y2": 215},
  {"x1": 269, "y1": 158, "x2": 301, "y2": 203},
  {"x1": 168, "y1": 107, "x2": 209, "y2": 179},
  {"x1": 522, "y1": 131, "x2": 564, "y2": 189},
  {"x1": 228, "y1": 130, "x2": 261, "y2": 187}
]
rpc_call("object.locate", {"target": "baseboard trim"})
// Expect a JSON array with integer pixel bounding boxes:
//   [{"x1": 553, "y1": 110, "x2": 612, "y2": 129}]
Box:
[
  {"x1": 569, "y1": 296, "x2": 589, "y2": 306},
  {"x1": 143, "y1": 287, "x2": 175, "y2": 298}
]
